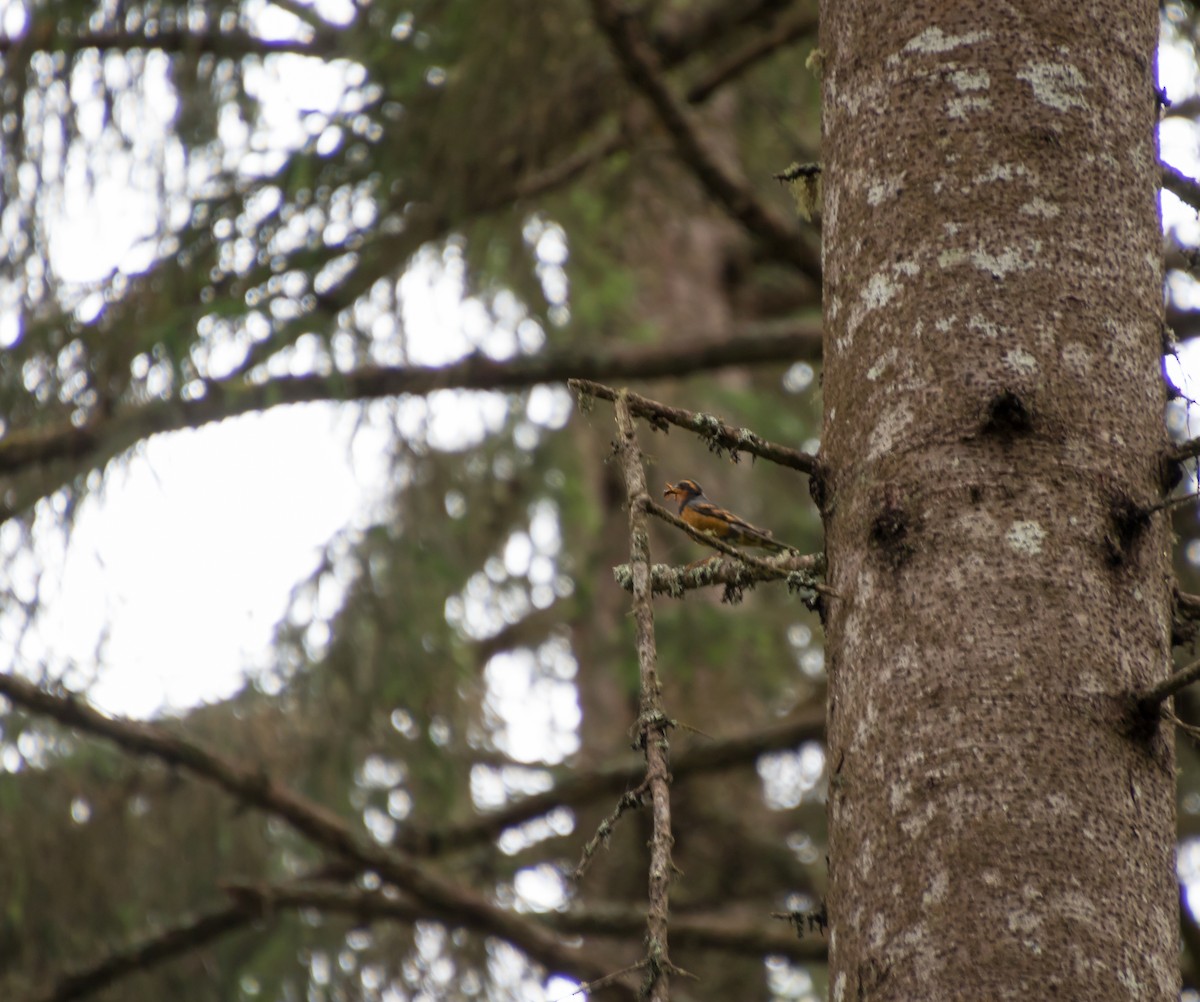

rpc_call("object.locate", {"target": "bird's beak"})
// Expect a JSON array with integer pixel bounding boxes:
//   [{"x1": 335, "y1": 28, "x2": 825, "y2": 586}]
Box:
[{"x1": 663, "y1": 482, "x2": 676, "y2": 498}]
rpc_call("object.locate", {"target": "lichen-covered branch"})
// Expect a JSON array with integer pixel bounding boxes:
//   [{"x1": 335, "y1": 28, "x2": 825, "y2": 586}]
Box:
[
  {"x1": 571, "y1": 378, "x2": 819, "y2": 475},
  {"x1": 612, "y1": 390, "x2": 677, "y2": 1002},
  {"x1": 614, "y1": 551, "x2": 824, "y2": 605}
]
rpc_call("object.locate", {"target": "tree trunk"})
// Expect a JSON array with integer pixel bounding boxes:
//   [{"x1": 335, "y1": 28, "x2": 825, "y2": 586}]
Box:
[{"x1": 819, "y1": 2, "x2": 1177, "y2": 998}]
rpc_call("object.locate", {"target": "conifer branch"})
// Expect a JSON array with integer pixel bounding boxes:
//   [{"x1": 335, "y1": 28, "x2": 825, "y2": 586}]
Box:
[
  {"x1": 685, "y1": 8, "x2": 818, "y2": 104},
  {"x1": 0, "y1": 28, "x2": 334, "y2": 58},
  {"x1": 570, "y1": 378, "x2": 819, "y2": 474},
  {"x1": 0, "y1": 325, "x2": 819, "y2": 484},
  {"x1": 391, "y1": 707, "x2": 824, "y2": 856},
  {"x1": 553, "y1": 903, "x2": 826, "y2": 961},
  {"x1": 587, "y1": 0, "x2": 822, "y2": 283},
  {"x1": 31, "y1": 907, "x2": 253, "y2": 1002},
  {"x1": 519, "y1": 3, "x2": 819, "y2": 202},
  {"x1": 0, "y1": 672, "x2": 633, "y2": 996},
  {"x1": 222, "y1": 881, "x2": 825, "y2": 961}
]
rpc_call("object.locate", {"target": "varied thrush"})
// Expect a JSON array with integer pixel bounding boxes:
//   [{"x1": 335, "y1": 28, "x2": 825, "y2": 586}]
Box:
[{"x1": 663, "y1": 479, "x2": 790, "y2": 553}]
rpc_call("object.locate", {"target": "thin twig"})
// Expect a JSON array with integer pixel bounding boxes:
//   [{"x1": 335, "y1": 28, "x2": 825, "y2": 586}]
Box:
[
  {"x1": 516, "y1": 130, "x2": 625, "y2": 199},
  {"x1": 571, "y1": 378, "x2": 818, "y2": 475},
  {"x1": 587, "y1": 0, "x2": 821, "y2": 282},
  {"x1": 573, "y1": 782, "x2": 648, "y2": 881},
  {"x1": 1164, "y1": 707, "x2": 1200, "y2": 744},
  {"x1": 685, "y1": 8, "x2": 818, "y2": 104},
  {"x1": 1145, "y1": 490, "x2": 1200, "y2": 514},
  {"x1": 556, "y1": 960, "x2": 650, "y2": 1002},
  {"x1": 391, "y1": 707, "x2": 824, "y2": 856},
  {"x1": 612, "y1": 391, "x2": 676, "y2": 1002},
  {"x1": 1138, "y1": 655, "x2": 1200, "y2": 712}
]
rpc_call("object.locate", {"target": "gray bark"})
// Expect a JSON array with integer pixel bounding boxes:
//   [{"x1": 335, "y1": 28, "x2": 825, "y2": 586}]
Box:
[{"x1": 819, "y1": 1, "x2": 1177, "y2": 997}]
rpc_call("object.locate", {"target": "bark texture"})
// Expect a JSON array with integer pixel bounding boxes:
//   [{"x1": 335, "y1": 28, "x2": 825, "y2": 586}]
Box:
[{"x1": 819, "y1": 2, "x2": 1176, "y2": 998}]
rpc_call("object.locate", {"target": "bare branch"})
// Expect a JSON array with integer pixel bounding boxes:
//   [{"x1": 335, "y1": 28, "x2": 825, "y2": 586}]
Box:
[
  {"x1": 1169, "y1": 434, "x2": 1200, "y2": 464},
  {"x1": 1164, "y1": 161, "x2": 1200, "y2": 214},
  {"x1": 1137, "y1": 655, "x2": 1200, "y2": 713},
  {"x1": 1178, "y1": 590, "x2": 1200, "y2": 621},
  {"x1": 516, "y1": 130, "x2": 626, "y2": 199},
  {"x1": 552, "y1": 903, "x2": 826, "y2": 963},
  {"x1": 223, "y1": 881, "x2": 826, "y2": 963},
  {"x1": 0, "y1": 673, "x2": 636, "y2": 997},
  {"x1": 573, "y1": 784, "x2": 648, "y2": 881},
  {"x1": 685, "y1": 8, "x2": 819, "y2": 105},
  {"x1": 612, "y1": 390, "x2": 677, "y2": 1001},
  {"x1": 1165, "y1": 95, "x2": 1200, "y2": 121},
  {"x1": 392, "y1": 707, "x2": 824, "y2": 856},
  {"x1": 31, "y1": 907, "x2": 253, "y2": 1002},
  {"x1": 571, "y1": 378, "x2": 819, "y2": 475},
  {"x1": 0, "y1": 28, "x2": 335, "y2": 58},
  {"x1": 587, "y1": 0, "x2": 821, "y2": 283}
]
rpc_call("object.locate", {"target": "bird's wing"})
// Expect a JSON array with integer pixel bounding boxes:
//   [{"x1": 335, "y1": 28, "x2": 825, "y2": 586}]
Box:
[{"x1": 689, "y1": 501, "x2": 774, "y2": 540}]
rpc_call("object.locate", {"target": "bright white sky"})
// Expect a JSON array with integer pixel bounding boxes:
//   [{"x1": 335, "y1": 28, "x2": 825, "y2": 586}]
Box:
[{"x1": 17, "y1": 404, "x2": 391, "y2": 717}]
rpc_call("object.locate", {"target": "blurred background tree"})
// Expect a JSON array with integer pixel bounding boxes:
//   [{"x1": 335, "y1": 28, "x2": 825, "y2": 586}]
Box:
[{"x1": 0, "y1": 0, "x2": 1199, "y2": 999}]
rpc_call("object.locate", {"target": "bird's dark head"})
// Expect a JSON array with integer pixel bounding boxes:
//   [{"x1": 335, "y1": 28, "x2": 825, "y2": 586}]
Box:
[{"x1": 663, "y1": 479, "x2": 705, "y2": 509}]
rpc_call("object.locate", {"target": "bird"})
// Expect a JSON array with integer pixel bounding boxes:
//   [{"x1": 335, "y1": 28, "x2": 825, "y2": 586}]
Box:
[{"x1": 662, "y1": 479, "x2": 790, "y2": 553}]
